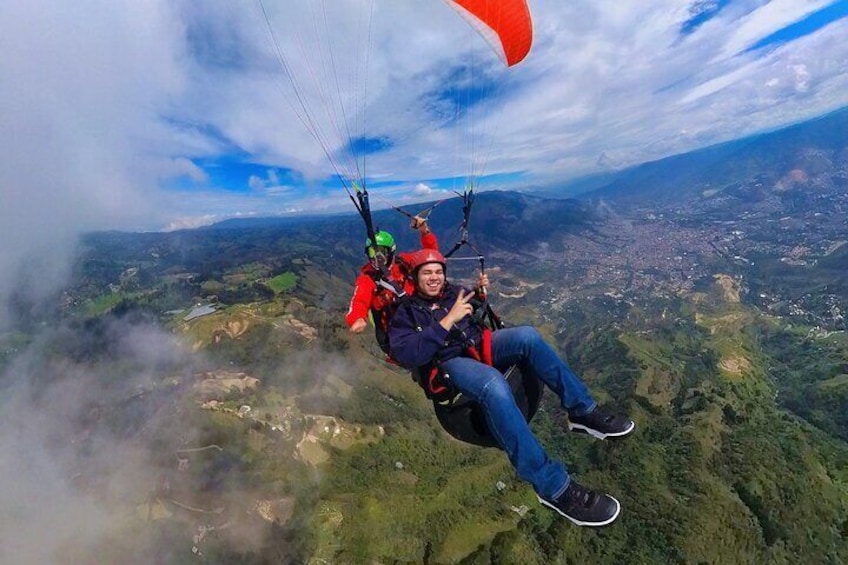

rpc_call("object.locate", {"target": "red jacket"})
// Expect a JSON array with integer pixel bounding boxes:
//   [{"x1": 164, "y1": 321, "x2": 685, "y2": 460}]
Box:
[{"x1": 345, "y1": 231, "x2": 438, "y2": 327}]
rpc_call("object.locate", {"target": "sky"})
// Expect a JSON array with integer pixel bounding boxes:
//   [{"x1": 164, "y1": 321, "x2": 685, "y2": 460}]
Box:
[{"x1": 1, "y1": 0, "x2": 848, "y2": 311}]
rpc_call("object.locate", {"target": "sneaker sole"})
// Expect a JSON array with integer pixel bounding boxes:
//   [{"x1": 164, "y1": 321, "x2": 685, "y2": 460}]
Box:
[
  {"x1": 568, "y1": 420, "x2": 635, "y2": 440},
  {"x1": 537, "y1": 494, "x2": 621, "y2": 527}
]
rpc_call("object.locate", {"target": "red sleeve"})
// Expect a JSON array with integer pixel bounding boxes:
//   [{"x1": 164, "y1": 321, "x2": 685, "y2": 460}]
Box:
[
  {"x1": 346, "y1": 272, "x2": 376, "y2": 327},
  {"x1": 420, "y1": 230, "x2": 438, "y2": 251}
]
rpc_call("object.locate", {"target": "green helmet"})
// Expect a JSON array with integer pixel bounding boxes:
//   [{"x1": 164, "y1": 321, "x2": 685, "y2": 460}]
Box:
[{"x1": 366, "y1": 230, "x2": 396, "y2": 258}]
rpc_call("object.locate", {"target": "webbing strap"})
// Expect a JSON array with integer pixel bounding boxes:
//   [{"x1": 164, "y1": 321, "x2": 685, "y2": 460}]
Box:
[
  {"x1": 481, "y1": 327, "x2": 493, "y2": 366},
  {"x1": 427, "y1": 366, "x2": 449, "y2": 396},
  {"x1": 463, "y1": 327, "x2": 493, "y2": 367},
  {"x1": 375, "y1": 277, "x2": 406, "y2": 297}
]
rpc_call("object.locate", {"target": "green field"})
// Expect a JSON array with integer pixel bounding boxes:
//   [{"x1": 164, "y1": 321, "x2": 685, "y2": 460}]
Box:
[{"x1": 267, "y1": 271, "x2": 298, "y2": 294}]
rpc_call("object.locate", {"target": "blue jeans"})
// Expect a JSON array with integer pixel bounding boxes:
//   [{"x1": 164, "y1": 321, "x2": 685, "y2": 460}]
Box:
[{"x1": 440, "y1": 326, "x2": 596, "y2": 499}]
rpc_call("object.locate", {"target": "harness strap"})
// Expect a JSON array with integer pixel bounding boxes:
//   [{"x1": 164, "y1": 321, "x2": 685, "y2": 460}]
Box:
[
  {"x1": 403, "y1": 293, "x2": 498, "y2": 403},
  {"x1": 464, "y1": 327, "x2": 493, "y2": 367},
  {"x1": 375, "y1": 277, "x2": 406, "y2": 297},
  {"x1": 482, "y1": 327, "x2": 493, "y2": 366},
  {"x1": 427, "y1": 366, "x2": 449, "y2": 396}
]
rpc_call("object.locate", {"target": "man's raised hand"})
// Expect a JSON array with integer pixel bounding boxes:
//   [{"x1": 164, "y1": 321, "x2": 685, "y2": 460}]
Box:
[{"x1": 441, "y1": 288, "x2": 474, "y2": 330}]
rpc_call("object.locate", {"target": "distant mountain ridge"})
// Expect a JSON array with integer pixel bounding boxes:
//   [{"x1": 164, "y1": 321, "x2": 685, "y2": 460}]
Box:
[
  {"x1": 195, "y1": 106, "x2": 848, "y2": 236},
  {"x1": 572, "y1": 105, "x2": 848, "y2": 205},
  {"x1": 189, "y1": 190, "x2": 597, "y2": 260}
]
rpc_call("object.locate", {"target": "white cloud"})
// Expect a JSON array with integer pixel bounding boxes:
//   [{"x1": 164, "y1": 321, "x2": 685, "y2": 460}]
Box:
[
  {"x1": 414, "y1": 183, "x2": 434, "y2": 195},
  {"x1": 248, "y1": 175, "x2": 266, "y2": 191},
  {"x1": 164, "y1": 214, "x2": 228, "y2": 231},
  {"x1": 0, "y1": 321, "x2": 201, "y2": 561},
  {"x1": 791, "y1": 64, "x2": 810, "y2": 92},
  {"x1": 248, "y1": 169, "x2": 289, "y2": 193},
  {"x1": 162, "y1": 157, "x2": 209, "y2": 183},
  {"x1": 265, "y1": 185, "x2": 297, "y2": 196}
]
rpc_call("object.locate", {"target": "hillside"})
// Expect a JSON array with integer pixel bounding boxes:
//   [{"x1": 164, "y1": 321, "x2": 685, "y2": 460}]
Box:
[
  {"x1": 2, "y1": 109, "x2": 848, "y2": 561},
  {"x1": 584, "y1": 106, "x2": 848, "y2": 207}
]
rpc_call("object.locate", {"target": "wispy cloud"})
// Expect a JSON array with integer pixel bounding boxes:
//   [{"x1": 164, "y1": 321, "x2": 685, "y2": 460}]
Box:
[{"x1": 681, "y1": 0, "x2": 734, "y2": 36}]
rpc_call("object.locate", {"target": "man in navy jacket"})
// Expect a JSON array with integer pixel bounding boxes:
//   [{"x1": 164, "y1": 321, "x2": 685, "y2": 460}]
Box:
[{"x1": 389, "y1": 249, "x2": 635, "y2": 527}]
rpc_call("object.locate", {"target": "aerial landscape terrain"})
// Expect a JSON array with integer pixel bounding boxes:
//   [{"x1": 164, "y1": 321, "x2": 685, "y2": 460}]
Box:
[
  {"x1": 5, "y1": 1, "x2": 848, "y2": 563},
  {"x1": 2, "y1": 109, "x2": 846, "y2": 563}
]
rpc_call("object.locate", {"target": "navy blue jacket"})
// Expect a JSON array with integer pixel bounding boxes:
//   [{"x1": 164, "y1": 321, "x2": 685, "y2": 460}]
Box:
[{"x1": 388, "y1": 282, "x2": 484, "y2": 370}]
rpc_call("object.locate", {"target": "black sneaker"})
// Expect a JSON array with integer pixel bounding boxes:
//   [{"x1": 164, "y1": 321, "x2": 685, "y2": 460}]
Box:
[
  {"x1": 568, "y1": 406, "x2": 635, "y2": 439},
  {"x1": 537, "y1": 480, "x2": 621, "y2": 527}
]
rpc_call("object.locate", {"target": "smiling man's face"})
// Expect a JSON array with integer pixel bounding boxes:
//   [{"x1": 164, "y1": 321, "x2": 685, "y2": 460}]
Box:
[{"x1": 416, "y1": 263, "x2": 445, "y2": 297}]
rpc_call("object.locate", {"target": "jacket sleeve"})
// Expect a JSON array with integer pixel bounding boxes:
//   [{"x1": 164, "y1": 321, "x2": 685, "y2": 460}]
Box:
[
  {"x1": 388, "y1": 303, "x2": 450, "y2": 368},
  {"x1": 345, "y1": 273, "x2": 376, "y2": 327},
  {"x1": 420, "y1": 230, "x2": 438, "y2": 251}
]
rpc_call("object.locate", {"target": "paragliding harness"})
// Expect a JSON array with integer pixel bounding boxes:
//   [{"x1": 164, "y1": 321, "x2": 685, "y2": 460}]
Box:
[
  {"x1": 347, "y1": 185, "x2": 542, "y2": 449},
  {"x1": 407, "y1": 290, "x2": 500, "y2": 403},
  {"x1": 408, "y1": 188, "x2": 544, "y2": 448},
  {"x1": 403, "y1": 283, "x2": 543, "y2": 450},
  {"x1": 369, "y1": 276, "x2": 406, "y2": 358},
  {"x1": 365, "y1": 198, "x2": 447, "y2": 358},
  {"x1": 409, "y1": 188, "x2": 504, "y2": 401},
  {"x1": 442, "y1": 188, "x2": 485, "y2": 270},
  {"x1": 346, "y1": 182, "x2": 408, "y2": 358}
]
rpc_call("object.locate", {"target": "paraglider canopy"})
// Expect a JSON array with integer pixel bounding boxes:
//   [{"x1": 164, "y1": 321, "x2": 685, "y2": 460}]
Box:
[
  {"x1": 445, "y1": 0, "x2": 533, "y2": 67},
  {"x1": 257, "y1": 0, "x2": 533, "y2": 196}
]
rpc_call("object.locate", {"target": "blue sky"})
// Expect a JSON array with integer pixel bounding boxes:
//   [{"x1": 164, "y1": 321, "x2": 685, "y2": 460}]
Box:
[
  {"x1": 745, "y1": 0, "x2": 848, "y2": 52},
  {"x1": 3, "y1": 0, "x2": 848, "y2": 243}
]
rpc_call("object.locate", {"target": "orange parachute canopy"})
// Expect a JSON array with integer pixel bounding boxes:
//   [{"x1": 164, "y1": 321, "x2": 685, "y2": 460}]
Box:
[{"x1": 445, "y1": 0, "x2": 533, "y2": 67}]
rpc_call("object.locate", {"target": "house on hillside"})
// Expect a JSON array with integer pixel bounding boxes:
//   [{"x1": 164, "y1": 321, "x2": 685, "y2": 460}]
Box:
[{"x1": 183, "y1": 304, "x2": 217, "y2": 321}]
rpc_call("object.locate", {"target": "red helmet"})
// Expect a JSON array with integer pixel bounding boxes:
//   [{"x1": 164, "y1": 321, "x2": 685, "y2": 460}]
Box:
[{"x1": 405, "y1": 249, "x2": 446, "y2": 273}]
